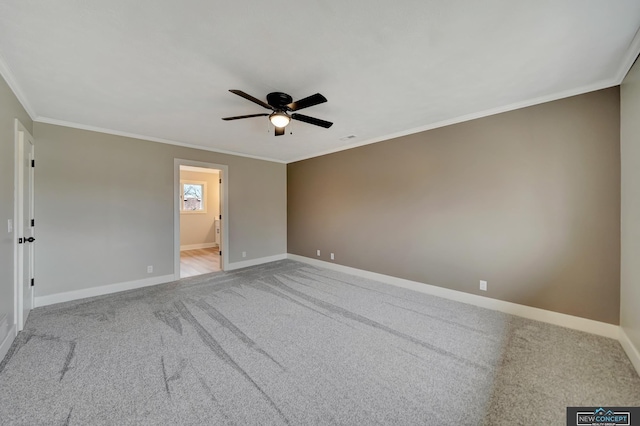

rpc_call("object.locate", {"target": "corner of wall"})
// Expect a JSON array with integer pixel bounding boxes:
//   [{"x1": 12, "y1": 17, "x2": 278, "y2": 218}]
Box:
[{"x1": 619, "y1": 327, "x2": 640, "y2": 376}]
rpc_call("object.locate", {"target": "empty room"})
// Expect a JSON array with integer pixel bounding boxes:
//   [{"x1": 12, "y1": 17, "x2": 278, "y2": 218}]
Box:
[{"x1": 1, "y1": 1, "x2": 640, "y2": 425}]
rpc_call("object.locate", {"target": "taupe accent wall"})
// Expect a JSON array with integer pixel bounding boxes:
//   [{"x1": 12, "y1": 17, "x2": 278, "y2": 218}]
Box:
[
  {"x1": 0, "y1": 74, "x2": 33, "y2": 339},
  {"x1": 34, "y1": 122, "x2": 286, "y2": 297},
  {"x1": 288, "y1": 88, "x2": 621, "y2": 324},
  {"x1": 621, "y1": 60, "x2": 640, "y2": 353}
]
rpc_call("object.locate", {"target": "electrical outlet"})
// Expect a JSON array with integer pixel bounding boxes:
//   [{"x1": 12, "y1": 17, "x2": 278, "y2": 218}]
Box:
[
  {"x1": 330, "y1": 253, "x2": 335, "y2": 260},
  {"x1": 479, "y1": 280, "x2": 487, "y2": 291},
  {"x1": 242, "y1": 251, "x2": 246, "y2": 258},
  {"x1": 317, "y1": 249, "x2": 321, "y2": 256},
  {"x1": 147, "y1": 265, "x2": 153, "y2": 274}
]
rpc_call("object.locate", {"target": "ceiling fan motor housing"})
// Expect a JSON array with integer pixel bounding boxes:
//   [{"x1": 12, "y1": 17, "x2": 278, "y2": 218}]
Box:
[
  {"x1": 267, "y1": 92, "x2": 293, "y2": 109},
  {"x1": 222, "y1": 89, "x2": 333, "y2": 134}
]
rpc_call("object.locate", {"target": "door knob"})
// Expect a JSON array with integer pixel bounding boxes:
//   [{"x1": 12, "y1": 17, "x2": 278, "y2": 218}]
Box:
[{"x1": 25, "y1": 237, "x2": 35, "y2": 243}]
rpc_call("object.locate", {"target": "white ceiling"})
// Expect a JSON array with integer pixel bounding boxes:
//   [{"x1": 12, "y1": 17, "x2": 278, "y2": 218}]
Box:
[{"x1": 1, "y1": 1, "x2": 639, "y2": 163}]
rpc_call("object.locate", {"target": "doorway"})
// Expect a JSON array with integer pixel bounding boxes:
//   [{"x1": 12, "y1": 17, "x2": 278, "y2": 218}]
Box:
[
  {"x1": 174, "y1": 160, "x2": 228, "y2": 280},
  {"x1": 14, "y1": 119, "x2": 35, "y2": 331}
]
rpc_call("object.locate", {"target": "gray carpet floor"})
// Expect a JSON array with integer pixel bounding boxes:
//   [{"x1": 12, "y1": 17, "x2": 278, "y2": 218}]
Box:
[{"x1": 1, "y1": 260, "x2": 639, "y2": 425}]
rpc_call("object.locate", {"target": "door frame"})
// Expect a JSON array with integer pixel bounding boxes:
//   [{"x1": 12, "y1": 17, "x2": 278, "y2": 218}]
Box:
[
  {"x1": 14, "y1": 118, "x2": 34, "y2": 331},
  {"x1": 174, "y1": 159, "x2": 229, "y2": 279}
]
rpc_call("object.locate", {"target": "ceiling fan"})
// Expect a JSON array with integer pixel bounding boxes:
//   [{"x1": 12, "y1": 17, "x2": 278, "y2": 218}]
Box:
[{"x1": 222, "y1": 90, "x2": 333, "y2": 136}]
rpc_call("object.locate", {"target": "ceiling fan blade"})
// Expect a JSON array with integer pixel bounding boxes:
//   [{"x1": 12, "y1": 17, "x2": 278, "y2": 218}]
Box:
[
  {"x1": 287, "y1": 93, "x2": 327, "y2": 111},
  {"x1": 275, "y1": 126, "x2": 285, "y2": 136},
  {"x1": 291, "y1": 113, "x2": 333, "y2": 128},
  {"x1": 229, "y1": 90, "x2": 273, "y2": 110},
  {"x1": 222, "y1": 113, "x2": 269, "y2": 121}
]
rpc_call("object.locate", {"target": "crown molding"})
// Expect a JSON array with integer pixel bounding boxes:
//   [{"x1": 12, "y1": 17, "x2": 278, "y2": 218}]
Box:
[
  {"x1": 614, "y1": 25, "x2": 640, "y2": 84},
  {"x1": 287, "y1": 77, "x2": 620, "y2": 163},
  {"x1": 4, "y1": 25, "x2": 639, "y2": 165},
  {"x1": 0, "y1": 52, "x2": 37, "y2": 119},
  {"x1": 288, "y1": 27, "x2": 640, "y2": 164},
  {"x1": 34, "y1": 117, "x2": 287, "y2": 164}
]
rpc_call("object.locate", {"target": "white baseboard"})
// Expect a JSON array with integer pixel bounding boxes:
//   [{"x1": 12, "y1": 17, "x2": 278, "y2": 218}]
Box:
[
  {"x1": 180, "y1": 243, "x2": 218, "y2": 251},
  {"x1": 619, "y1": 327, "x2": 640, "y2": 376},
  {"x1": 34, "y1": 253, "x2": 286, "y2": 308},
  {"x1": 0, "y1": 324, "x2": 17, "y2": 364},
  {"x1": 226, "y1": 253, "x2": 287, "y2": 271},
  {"x1": 287, "y1": 254, "x2": 619, "y2": 339},
  {"x1": 34, "y1": 274, "x2": 175, "y2": 308}
]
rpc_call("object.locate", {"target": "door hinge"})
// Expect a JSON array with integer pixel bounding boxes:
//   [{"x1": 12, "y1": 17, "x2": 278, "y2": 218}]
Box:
[
  {"x1": 31, "y1": 159, "x2": 35, "y2": 167},
  {"x1": 18, "y1": 237, "x2": 23, "y2": 244},
  {"x1": 219, "y1": 251, "x2": 222, "y2": 256},
  {"x1": 30, "y1": 278, "x2": 34, "y2": 287},
  {"x1": 219, "y1": 178, "x2": 222, "y2": 184},
  {"x1": 31, "y1": 219, "x2": 35, "y2": 227},
  {"x1": 219, "y1": 214, "x2": 222, "y2": 220}
]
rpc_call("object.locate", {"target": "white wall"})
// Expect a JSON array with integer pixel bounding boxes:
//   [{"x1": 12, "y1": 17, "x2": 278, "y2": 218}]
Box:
[
  {"x1": 621, "y1": 58, "x2": 640, "y2": 369},
  {"x1": 179, "y1": 169, "x2": 219, "y2": 248},
  {"x1": 0, "y1": 74, "x2": 32, "y2": 355},
  {"x1": 33, "y1": 122, "x2": 286, "y2": 298}
]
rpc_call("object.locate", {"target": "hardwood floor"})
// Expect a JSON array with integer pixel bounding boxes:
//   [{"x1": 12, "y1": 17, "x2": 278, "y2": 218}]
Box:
[{"x1": 180, "y1": 247, "x2": 221, "y2": 278}]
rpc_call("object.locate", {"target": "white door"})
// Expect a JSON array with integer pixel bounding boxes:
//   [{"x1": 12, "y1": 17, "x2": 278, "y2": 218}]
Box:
[{"x1": 17, "y1": 128, "x2": 35, "y2": 330}]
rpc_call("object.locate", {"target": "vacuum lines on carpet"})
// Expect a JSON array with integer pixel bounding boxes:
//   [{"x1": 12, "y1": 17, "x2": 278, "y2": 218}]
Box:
[{"x1": 1, "y1": 260, "x2": 638, "y2": 425}]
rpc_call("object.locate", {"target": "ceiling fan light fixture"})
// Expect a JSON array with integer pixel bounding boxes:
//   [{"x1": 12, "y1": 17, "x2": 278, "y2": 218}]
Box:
[
  {"x1": 269, "y1": 111, "x2": 290, "y2": 128},
  {"x1": 223, "y1": 90, "x2": 333, "y2": 135}
]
